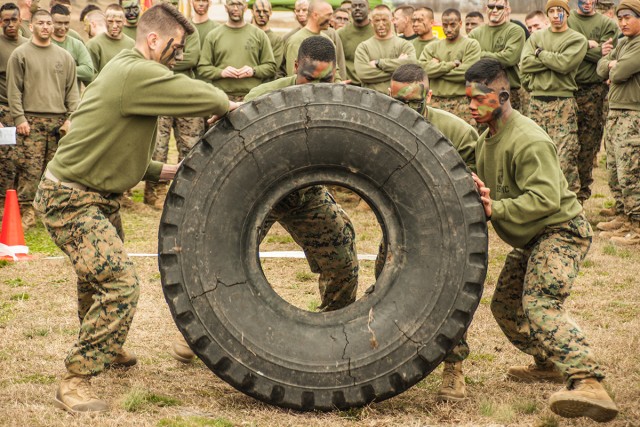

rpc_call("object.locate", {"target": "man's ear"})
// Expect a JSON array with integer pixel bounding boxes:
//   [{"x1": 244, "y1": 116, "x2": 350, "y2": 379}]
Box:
[
  {"x1": 499, "y1": 90, "x2": 510, "y2": 104},
  {"x1": 426, "y1": 89, "x2": 433, "y2": 104},
  {"x1": 146, "y1": 32, "x2": 159, "y2": 50},
  {"x1": 293, "y1": 59, "x2": 299, "y2": 74}
]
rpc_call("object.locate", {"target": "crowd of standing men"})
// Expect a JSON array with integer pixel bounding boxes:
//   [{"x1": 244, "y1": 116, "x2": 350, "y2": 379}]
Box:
[{"x1": 0, "y1": 0, "x2": 637, "y2": 422}]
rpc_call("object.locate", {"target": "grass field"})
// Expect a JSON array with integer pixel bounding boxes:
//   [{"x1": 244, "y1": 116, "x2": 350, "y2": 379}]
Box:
[{"x1": 0, "y1": 151, "x2": 639, "y2": 426}]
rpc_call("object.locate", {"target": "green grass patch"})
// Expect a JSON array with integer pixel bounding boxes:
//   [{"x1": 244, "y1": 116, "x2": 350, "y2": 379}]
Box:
[
  {"x1": 591, "y1": 193, "x2": 605, "y2": 199},
  {"x1": 468, "y1": 353, "x2": 495, "y2": 362},
  {"x1": 602, "y1": 244, "x2": 617, "y2": 256},
  {"x1": 295, "y1": 271, "x2": 315, "y2": 282},
  {"x1": 479, "y1": 398, "x2": 515, "y2": 423},
  {"x1": 608, "y1": 301, "x2": 639, "y2": 322},
  {"x1": 4, "y1": 277, "x2": 24, "y2": 287},
  {"x1": 24, "y1": 224, "x2": 60, "y2": 255},
  {"x1": 24, "y1": 328, "x2": 49, "y2": 339},
  {"x1": 16, "y1": 373, "x2": 56, "y2": 385},
  {"x1": 0, "y1": 301, "x2": 14, "y2": 326},
  {"x1": 306, "y1": 299, "x2": 319, "y2": 311},
  {"x1": 479, "y1": 297, "x2": 491, "y2": 306},
  {"x1": 535, "y1": 414, "x2": 560, "y2": 427},
  {"x1": 602, "y1": 244, "x2": 633, "y2": 259},
  {"x1": 513, "y1": 399, "x2": 537, "y2": 415},
  {"x1": 582, "y1": 259, "x2": 594, "y2": 268},
  {"x1": 157, "y1": 417, "x2": 234, "y2": 427},
  {"x1": 602, "y1": 199, "x2": 614, "y2": 208},
  {"x1": 263, "y1": 234, "x2": 294, "y2": 244},
  {"x1": 122, "y1": 388, "x2": 181, "y2": 412},
  {"x1": 338, "y1": 407, "x2": 368, "y2": 421},
  {"x1": 10, "y1": 292, "x2": 29, "y2": 301},
  {"x1": 0, "y1": 259, "x2": 10, "y2": 268},
  {"x1": 131, "y1": 189, "x2": 144, "y2": 203}
]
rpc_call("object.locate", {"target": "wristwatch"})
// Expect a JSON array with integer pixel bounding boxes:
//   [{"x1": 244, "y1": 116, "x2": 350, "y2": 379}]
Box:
[
  {"x1": 534, "y1": 47, "x2": 543, "y2": 57},
  {"x1": 374, "y1": 59, "x2": 380, "y2": 69}
]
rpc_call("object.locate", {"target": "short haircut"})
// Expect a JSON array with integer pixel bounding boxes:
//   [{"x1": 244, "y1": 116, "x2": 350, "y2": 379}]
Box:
[
  {"x1": 334, "y1": 7, "x2": 348, "y2": 14},
  {"x1": 442, "y1": 8, "x2": 461, "y2": 20},
  {"x1": 308, "y1": 0, "x2": 330, "y2": 15},
  {"x1": 56, "y1": 0, "x2": 72, "y2": 6},
  {"x1": 118, "y1": 0, "x2": 139, "y2": 5},
  {"x1": 137, "y1": 3, "x2": 195, "y2": 38},
  {"x1": 0, "y1": 2, "x2": 20, "y2": 14},
  {"x1": 414, "y1": 7, "x2": 434, "y2": 19},
  {"x1": 297, "y1": 35, "x2": 336, "y2": 63},
  {"x1": 80, "y1": 4, "x2": 101, "y2": 22},
  {"x1": 465, "y1": 58, "x2": 509, "y2": 88},
  {"x1": 340, "y1": 0, "x2": 351, "y2": 4},
  {"x1": 394, "y1": 5, "x2": 413, "y2": 17},
  {"x1": 251, "y1": 0, "x2": 272, "y2": 10},
  {"x1": 51, "y1": 4, "x2": 70, "y2": 15},
  {"x1": 372, "y1": 4, "x2": 391, "y2": 14},
  {"x1": 106, "y1": 3, "x2": 125, "y2": 14},
  {"x1": 391, "y1": 63, "x2": 425, "y2": 83},
  {"x1": 525, "y1": 10, "x2": 545, "y2": 21},
  {"x1": 466, "y1": 11, "x2": 484, "y2": 20},
  {"x1": 31, "y1": 9, "x2": 52, "y2": 21}
]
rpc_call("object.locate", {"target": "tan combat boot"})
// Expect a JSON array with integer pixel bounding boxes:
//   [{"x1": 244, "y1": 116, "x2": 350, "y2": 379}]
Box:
[
  {"x1": 549, "y1": 377, "x2": 618, "y2": 422},
  {"x1": 610, "y1": 220, "x2": 640, "y2": 246},
  {"x1": 171, "y1": 335, "x2": 195, "y2": 363},
  {"x1": 109, "y1": 349, "x2": 137, "y2": 368},
  {"x1": 598, "y1": 207, "x2": 617, "y2": 217},
  {"x1": 143, "y1": 182, "x2": 158, "y2": 207},
  {"x1": 21, "y1": 206, "x2": 37, "y2": 231},
  {"x1": 596, "y1": 215, "x2": 627, "y2": 232},
  {"x1": 507, "y1": 363, "x2": 564, "y2": 383},
  {"x1": 54, "y1": 373, "x2": 108, "y2": 413},
  {"x1": 436, "y1": 362, "x2": 466, "y2": 402},
  {"x1": 154, "y1": 184, "x2": 168, "y2": 210}
]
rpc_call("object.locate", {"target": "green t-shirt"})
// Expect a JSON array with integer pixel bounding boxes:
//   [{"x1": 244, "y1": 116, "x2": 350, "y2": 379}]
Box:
[
  {"x1": 338, "y1": 22, "x2": 374, "y2": 85},
  {"x1": 425, "y1": 106, "x2": 477, "y2": 170},
  {"x1": 7, "y1": 42, "x2": 79, "y2": 124},
  {"x1": 198, "y1": 24, "x2": 276, "y2": 97},
  {"x1": 520, "y1": 28, "x2": 588, "y2": 97},
  {"x1": 597, "y1": 35, "x2": 640, "y2": 110},
  {"x1": 469, "y1": 22, "x2": 525, "y2": 89},
  {"x1": 475, "y1": 111, "x2": 582, "y2": 248},
  {"x1": 420, "y1": 36, "x2": 481, "y2": 97},
  {"x1": 193, "y1": 19, "x2": 219, "y2": 47},
  {"x1": 244, "y1": 75, "x2": 296, "y2": 101},
  {"x1": 568, "y1": 12, "x2": 620, "y2": 85},
  {"x1": 412, "y1": 37, "x2": 437, "y2": 60},
  {"x1": 0, "y1": 34, "x2": 27, "y2": 105},
  {"x1": 122, "y1": 25, "x2": 137, "y2": 41},
  {"x1": 86, "y1": 33, "x2": 136, "y2": 73},
  {"x1": 354, "y1": 36, "x2": 417, "y2": 93},
  {"x1": 48, "y1": 49, "x2": 229, "y2": 193},
  {"x1": 52, "y1": 36, "x2": 95, "y2": 86}
]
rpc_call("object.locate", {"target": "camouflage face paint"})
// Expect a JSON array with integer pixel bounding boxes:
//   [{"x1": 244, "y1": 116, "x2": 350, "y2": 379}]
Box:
[
  {"x1": 390, "y1": 81, "x2": 427, "y2": 114},
  {"x1": 296, "y1": 60, "x2": 335, "y2": 84},
  {"x1": 577, "y1": 0, "x2": 594, "y2": 15},
  {"x1": 159, "y1": 34, "x2": 185, "y2": 68},
  {"x1": 466, "y1": 81, "x2": 502, "y2": 123},
  {"x1": 122, "y1": 0, "x2": 140, "y2": 25}
]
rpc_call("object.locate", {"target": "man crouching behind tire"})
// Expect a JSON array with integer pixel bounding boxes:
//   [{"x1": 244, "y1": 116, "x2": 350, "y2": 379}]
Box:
[
  {"x1": 468, "y1": 58, "x2": 618, "y2": 423},
  {"x1": 171, "y1": 35, "x2": 361, "y2": 363}
]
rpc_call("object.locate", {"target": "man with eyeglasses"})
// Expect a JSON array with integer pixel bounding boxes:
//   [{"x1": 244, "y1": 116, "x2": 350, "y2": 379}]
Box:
[
  {"x1": 468, "y1": 0, "x2": 526, "y2": 111},
  {"x1": 567, "y1": 0, "x2": 620, "y2": 205},
  {"x1": 337, "y1": 0, "x2": 373, "y2": 86},
  {"x1": 198, "y1": 0, "x2": 276, "y2": 101},
  {"x1": 331, "y1": 7, "x2": 349, "y2": 30},
  {"x1": 520, "y1": 0, "x2": 588, "y2": 195}
]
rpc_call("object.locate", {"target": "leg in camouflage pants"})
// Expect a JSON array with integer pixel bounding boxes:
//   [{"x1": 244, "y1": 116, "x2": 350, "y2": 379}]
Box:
[
  {"x1": 490, "y1": 213, "x2": 603, "y2": 384},
  {"x1": 33, "y1": 177, "x2": 139, "y2": 376},
  {"x1": 0, "y1": 105, "x2": 15, "y2": 211},
  {"x1": 528, "y1": 97, "x2": 580, "y2": 194},
  {"x1": 13, "y1": 114, "x2": 66, "y2": 210},
  {"x1": 430, "y1": 95, "x2": 477, "y2": 128},
  {"x1": 604, "y1": 109, "x2": 640, "y2": 222},
  {"x1": 575, "y1": 84, "x2": 607, "y2": 203},
  {"x1": 260, "y1": 185, "x2": 359, "y2": 311}
]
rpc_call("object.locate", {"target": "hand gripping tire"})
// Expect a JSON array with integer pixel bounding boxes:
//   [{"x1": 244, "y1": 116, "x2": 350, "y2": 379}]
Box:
[{"x1": 159, "y1": 84, "x2": 488, "y2": 411}]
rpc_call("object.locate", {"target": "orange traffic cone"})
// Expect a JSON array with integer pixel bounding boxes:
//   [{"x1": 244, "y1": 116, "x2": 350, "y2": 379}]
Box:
[{"x1": 0, "y1": 189, "x2": 31, "y2": 261}]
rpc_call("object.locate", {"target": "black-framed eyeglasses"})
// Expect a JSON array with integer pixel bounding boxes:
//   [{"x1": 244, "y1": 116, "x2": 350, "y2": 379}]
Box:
[{"x1": 487, "y1": 4, "x2": 506, "y2": 10}]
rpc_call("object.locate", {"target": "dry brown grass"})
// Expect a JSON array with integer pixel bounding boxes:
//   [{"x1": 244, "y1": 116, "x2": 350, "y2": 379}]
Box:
[{"x1": 1, "y1": 155, "x2": 639, "y2": 427}]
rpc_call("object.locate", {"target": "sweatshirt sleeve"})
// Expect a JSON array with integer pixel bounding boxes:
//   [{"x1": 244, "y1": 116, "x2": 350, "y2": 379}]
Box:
[
  {"x1": 481, "y1": 26, "x2": 525, "y2": 67},
  {"x1": 253, "y1": 31, "x2": 276, "y2": 80},
  {"x1": 142, "y1": 160, "x2": 164, "y2": 182},
  {"x1": 420, "y1": 43, "x2": 456, "y2": 79},
  {"x1": 64, "y1": 54, "x2": 80, "y2": 115},
  {"x1": 122, "y1": 64, "x2": 229, "y2": 117},
  {"x1": 596, "y1": 42, "x2": 617, "y2": 79},
  {"x1": 378, "y1": 40, "x2": 417, "y2": 72},
  {"x1": 74, "y1": 41, "x2": 95, "y2": 84},
  {"x1": 584, "y1": 18, "x2": 620, "y2": 64},
  {"x1": 537, "y1": 33, "x2": 588, "y2": 74},
  {"x1": 172, "y1": 31, "x2": 200, "y2": 73},
  {"x1": 609, "y1": 39, "x2": 640, "y2": 83},
  {"x1": 491, "y1": 141, "x2": 563, "y2": 223},
  {"x1": 7, "y1": 51, "x2": 26, "y2": 126},
  {"x1": 441, "y1": 39, "x2": 481, "y2": 83},
  {"x1": 197, "y1": 31, "x2": 224, "y2": 81},
  {"x1": 520, "y1": 34, "x2": 548, "y2": 74},
  {"x1": 354, "y1": 42, "x2": 390, "y2": 83}
]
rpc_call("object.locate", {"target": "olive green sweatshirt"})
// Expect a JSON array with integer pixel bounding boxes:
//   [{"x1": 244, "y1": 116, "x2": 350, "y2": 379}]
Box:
[
  {"x1": 568, "y1": 12, "x2": 620, "y2": 85},
  {"x1": 7, "y1": 42, "x2": 79, "y2": 125},
  {"x1": 171, "y1": 30, "x2": 200, "y2": 79},
  {"x1": 420, "y1": 36, "x2": 481, "y2": 97},
  {"x1": 244, "y1": 75, "x2": 297, "y2": 101},
  {"x1": 426, "y1": 106, "x2": 477, "y2": 170},
  {"x1": 86, "y1": 33, "x2": 136, "y2": 73},
  {"x1": 520, "y1": 28, "x2": 588, "y2": 97},
  {"x1": 122, "y1": 25, "x2": 137, "y2": 41},
  {"x1": 469, "y1": 22, "x2": 525, "y2": 89},
  {"x1": 476, "y1": 111, "x2": 582, "y2": 248},
  {"x1": 193, "y1": 20, "x2": 219, "y2": 47},
  {"x1": 48, "y1": 49, "x2": 229, "y2": 193},
  {"x1": 338, "y1": 22, "x2": 374, "y2": 85},
  {"x1": 264, "y1": 29, "x2": 284, "y2": 72},
  {"x1": 0, "y1": 35, "x2": 27, "y2": 105},
  {"x1": 198, "y1": 24, "x2": 276, "y2": 97},
  {"x1": 52, "y1": 36, "x2": 95, "y2": 86},
  {"x1": 597, "y1": 35, "x2": 640, "y2": 111},
  {"x1": 354, "y1": 36, "x2": 417, "y2": 93},
  {"x1": 412, "y1": 37, "x2": 437, "y2": 60}
]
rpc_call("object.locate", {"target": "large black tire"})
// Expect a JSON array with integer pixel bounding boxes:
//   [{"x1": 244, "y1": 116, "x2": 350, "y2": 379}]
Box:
[{"x1": 159, "y1": 84, "x2": 488, "y2": 411}]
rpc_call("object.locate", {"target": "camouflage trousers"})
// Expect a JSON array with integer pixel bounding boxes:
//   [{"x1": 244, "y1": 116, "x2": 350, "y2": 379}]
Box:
[
  {"x1": 13, "y1": 114, "x2": 66, "y2": 209},
  {"x1": 430, "y1": 95, "x2": 476, "y2": 128},
  {"x1": 33, "y1": 176, "x2": 139, "y2": 376},
  {"x1": 528, "y1": 97, "x2": 580, "y2": 194},
  {"x1": 575, "y1": 83, "x2": 607, "y2": 202},
  {"x1": 519, "y1": 89, "x2": 531, "y2": 116},
  {"x1": 510, "y1": 88, "x2": 522, "y2": 113},
  {"x1": 491, "y1": 213, "x2": 603, "y2": 384},
  {"x1": 375, "y1": 240, "x2": 469, "y2": 362},
  {"x1": 0, "y1": 105, "x2": 15, "y2": 203},
  {"x1": 260, "y1": 185, "x2": 359, "y2": 311},
  {"x1": 604, "y1": 109, "x2": 640, "y2": 221}
]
